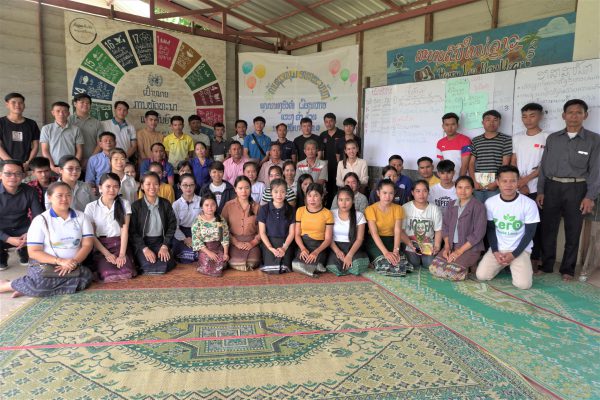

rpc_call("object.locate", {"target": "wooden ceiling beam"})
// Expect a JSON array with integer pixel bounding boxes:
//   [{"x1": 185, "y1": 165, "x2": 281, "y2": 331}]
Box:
[
  {"x1": 199, "y1": 0, "x2": 284, "y2": 38},
  {"x1": 154, "y1": 8, "x2": 218, "y2": 19}
]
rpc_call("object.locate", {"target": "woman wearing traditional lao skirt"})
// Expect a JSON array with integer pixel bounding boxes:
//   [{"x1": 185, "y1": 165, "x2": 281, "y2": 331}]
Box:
[
  {"x1": 84, "y1": 172, "x2": 136, "y2": 282},
  {"x1": 192, "y1": 194, "x2": 230, "y2": 276},
  {"x1": 221, "y1": 176, "x2": 261, "y2": 271},
  {"x1": 364, "y1": 179, "x2": 411, "y2": 277},
  {"x1": 0, "y1": 182, "x2": 94, "y2": 297}
]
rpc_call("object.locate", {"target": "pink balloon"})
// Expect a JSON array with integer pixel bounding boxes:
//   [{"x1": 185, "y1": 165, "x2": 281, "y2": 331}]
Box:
[
  {"x1": 349, "y1": 72, "x2": 358, "y2": 84},
  {"x1": 329, "y1": 59, "x2": 341, "y2": 76}
]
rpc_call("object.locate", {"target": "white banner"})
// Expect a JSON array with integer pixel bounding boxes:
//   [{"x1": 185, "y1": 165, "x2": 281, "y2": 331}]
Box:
[{"x1": 239, "y1": 46, "x2": 359, "y2": 139}]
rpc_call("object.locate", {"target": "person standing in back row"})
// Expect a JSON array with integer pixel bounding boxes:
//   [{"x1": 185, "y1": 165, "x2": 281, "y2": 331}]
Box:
[
  {"x1": 320, "y1": 113, "x2": 345, "y2": 208},
  {"x1": 468, "y1": 110, "x2": 512, "y2": 203},
  {"x1": 0, "y1": 93, "x2": 40, "y2": 170},
  {"x1": 537, "y1": 99, "x2": 600, "y2": 281}
]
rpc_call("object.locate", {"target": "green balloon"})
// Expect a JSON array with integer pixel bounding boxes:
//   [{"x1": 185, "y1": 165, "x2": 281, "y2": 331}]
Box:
[
  {"x1": 242, "y1": 61, "x2": 253, "y2": 75},
  {"x1": 340, "y1": 68, "x2": 350, "y2": 82}
]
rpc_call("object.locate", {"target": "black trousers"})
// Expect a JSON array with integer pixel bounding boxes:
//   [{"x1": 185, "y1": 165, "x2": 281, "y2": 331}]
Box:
[
  {"x1": 527, "y1": 192, "x2": 542, "y2": 261},
  {"x1": 540, "y1": 180, "x2": 586, "y2": 276},
  {"x1": 0, "y1": 226, "x2": 30, "y2": 262}
]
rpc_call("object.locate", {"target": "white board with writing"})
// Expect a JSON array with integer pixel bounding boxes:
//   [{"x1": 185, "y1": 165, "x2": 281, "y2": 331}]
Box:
[
  {"x1": 364, "y1": 70, "x2": 515, "y2": 169},
  {"x1": 512, "y1": 59, "x2": 600, "y2": 134}
]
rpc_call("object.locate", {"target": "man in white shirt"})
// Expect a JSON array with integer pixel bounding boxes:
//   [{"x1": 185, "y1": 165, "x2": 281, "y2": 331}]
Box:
[
  {"x1": 476, "y1": 165, "x2": 539, "y2": 289},
  {"x1": 510, "y1": 103, "x2": 548, "y2": 270},
  {"x1": 101, "y1": 101, "x2": 137, "y2": 159},
  {"x1": 428, "y1": 160, "x2": 457, "y2": 213}
]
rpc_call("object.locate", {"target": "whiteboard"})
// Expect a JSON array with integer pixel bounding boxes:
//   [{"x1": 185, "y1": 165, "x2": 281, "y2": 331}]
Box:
[
  {"x1": 512, "y1": 59, "x2": 600, "y2": 134},
  {"x1": 364, "y1": 71, "x2": 515, "y2": 169}
]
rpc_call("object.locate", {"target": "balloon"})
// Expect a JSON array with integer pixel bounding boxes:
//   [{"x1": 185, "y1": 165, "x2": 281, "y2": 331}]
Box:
[
  {"x1": 254, "y1": 64, "x2": 266, "y2": 79},
  {"x1": 242, "y1": 61, "x2": 253, "y2": 75},
  {"x1": 349, "y1": 72, "x2": 358, "y2": 84},
  {"x1": 340, "y1": 68, "x2": 350, "y2": 82},
  {"x1": 246, "y1": 75, "x2": 257, "y2": 90},
  {"x1": 329, "y1": 59, "x2": 341, "y2": 76}
]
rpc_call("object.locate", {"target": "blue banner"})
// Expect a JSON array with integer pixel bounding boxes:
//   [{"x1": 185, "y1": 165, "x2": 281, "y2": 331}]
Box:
[{"x1": 387, "y1": 13, "x2": 576, "y2": 85}]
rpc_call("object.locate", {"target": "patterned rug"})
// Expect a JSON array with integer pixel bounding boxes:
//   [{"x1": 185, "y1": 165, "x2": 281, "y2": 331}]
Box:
[
  {"x1": 365, "y1": 270, "x2": 600, "y2": 400},
  {"x1": 0, "y1": 282, "x2": 543, "y2": 399},
  {"x1": 90, "y1": 264, "x2": 368, "y2": 290}
]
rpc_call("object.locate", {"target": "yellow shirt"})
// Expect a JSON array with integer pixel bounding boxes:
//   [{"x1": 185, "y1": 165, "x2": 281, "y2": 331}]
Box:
[
  {"x1": 163, "y1": 132, "x2": 194, "y2": 166},
  {"x1": 426, "y1": 175, "x2": 441, "y2": 186},
  {"x1": 296, "y1": 206, "x2": 334, "y2": 240},
  {"x1": 364, "y1": 203, "x2": 404, "y2": 237},
  {"x1": 138, "y1": 183, "x2": 175, "y2": 204}
]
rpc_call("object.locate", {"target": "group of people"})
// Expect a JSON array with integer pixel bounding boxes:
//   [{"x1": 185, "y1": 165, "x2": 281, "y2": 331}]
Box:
[{"x1": 0, "y1": 91, "x2": 597, "y2": 298}]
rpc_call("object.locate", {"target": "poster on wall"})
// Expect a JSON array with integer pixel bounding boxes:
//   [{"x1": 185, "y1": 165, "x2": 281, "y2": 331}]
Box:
[
  {"x1": 65, "y1": 12, "x2": 226, "y2": 135},
  {"x1": 239, "y1": 46, "x2": 358, "y2": 139},
  {"x1": 387, "y1": 13, "x2": 576, "y2": 85}
]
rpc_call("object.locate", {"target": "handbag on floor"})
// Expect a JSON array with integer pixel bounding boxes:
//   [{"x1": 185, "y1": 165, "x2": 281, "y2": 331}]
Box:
[
  {"x1": 260, "y1": 258, "x2": 290, "y2": 275},
  {"x1": 429, "y1": 255, "x2": 467, "y2": 281}
]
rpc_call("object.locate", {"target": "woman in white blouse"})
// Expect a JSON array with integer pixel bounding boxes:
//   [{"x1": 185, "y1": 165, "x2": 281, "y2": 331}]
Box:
[
  {"x1": 326, "y1": 186, "x2": 370, "y2": 276},
  {"x1": 84, "y1": 172, "x2": 136, "y2": 282},
  {"x1": 110, "y1": 148, "x2": 138, "y2": 204},
  {"x1": 45, "y1": 155, "x2": 95, "y2": 211},
  {"x1": 1, "y1": 182, "x2": 94, "y2": 297},
  {"x1": 336, "y1": 140, "x2": 368, "y2": 191},
  {"x1": 172, "y1": 173, "x2": 202, "y2": 264}
]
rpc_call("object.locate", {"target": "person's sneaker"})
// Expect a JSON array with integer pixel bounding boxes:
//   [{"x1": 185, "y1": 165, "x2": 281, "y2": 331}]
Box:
[
  {"x1": 0, "y1": 251, "x2": 8, "y2": 271},
  {"x1": 17, "y1": 248, "x2": 29, "y2": 266}
]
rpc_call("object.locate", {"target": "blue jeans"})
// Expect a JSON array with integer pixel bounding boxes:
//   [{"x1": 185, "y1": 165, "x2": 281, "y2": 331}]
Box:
[
  {"x1": 405, "y1": 251, "x2": 435, "y2": 268},
  {"x1": 473, "y1": 189, "x2": 498, "y2": 203}
]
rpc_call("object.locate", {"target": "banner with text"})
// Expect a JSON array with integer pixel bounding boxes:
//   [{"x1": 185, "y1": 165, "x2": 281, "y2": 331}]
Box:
[
  {"x1": 65, "y1": 12, "x2": 226, "y2": 135},
  {"x1": 387, "y1": 13, "x2": 575, "y2": 85},
  {"x1": 239, "y1": 46, "x2": 358, "y2": 139}
]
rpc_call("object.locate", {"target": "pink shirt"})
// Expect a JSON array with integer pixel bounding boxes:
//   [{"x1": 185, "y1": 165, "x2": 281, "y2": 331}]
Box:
[{"x1": 223, "y1": 156, "x2": 249, "y2": 185}]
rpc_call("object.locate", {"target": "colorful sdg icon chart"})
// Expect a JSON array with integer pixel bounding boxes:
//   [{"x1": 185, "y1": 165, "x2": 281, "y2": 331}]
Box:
[{"x1": 72, "y1": 29, "x2": 224, "y2": 131}]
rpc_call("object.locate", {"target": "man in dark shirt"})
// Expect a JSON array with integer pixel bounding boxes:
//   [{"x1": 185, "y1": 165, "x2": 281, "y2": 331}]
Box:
[
  {"x1": 0, "y1": 93, "x2": 40, "y2": 170},
  {"x1": 293, "y1": 117, "x2": 321, "y2": 163},
  {"x1": 0, "y1": 160, "x2": 44, "y2": 270},
  {"x1": 537, "y1": 99, "x2": 600, "y2": 281},
  {"x1": 319, "y1": 113, "x2": 344, "y2": 207}
]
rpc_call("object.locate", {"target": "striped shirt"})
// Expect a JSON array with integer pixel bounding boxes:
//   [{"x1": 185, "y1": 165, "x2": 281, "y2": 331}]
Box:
[
  {"x1": 261, "y1": 187, "x2": 296, "y2": 205},
  {"x1": 471, "y1": 133, "x2": 512, "y2": 173}
]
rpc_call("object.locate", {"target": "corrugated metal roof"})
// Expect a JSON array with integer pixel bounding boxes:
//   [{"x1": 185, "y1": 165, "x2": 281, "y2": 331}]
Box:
[{"x1": 61, "y1": 0, "x2": 475, "y2": 50}]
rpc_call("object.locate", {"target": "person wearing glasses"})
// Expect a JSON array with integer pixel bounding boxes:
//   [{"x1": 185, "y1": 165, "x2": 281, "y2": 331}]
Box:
[
  {"x1": 0, "y1": 181, "x2": 94, "y2": 297},
  {"x1": 0, "y1": 160, "x2": 45, "y2": 271},
  {"x1": 172, "y1": 173, "x2": 202, "y2": 264},
  {"x1": 44, "y1": 155, "x2": 95, "y2": 212}
]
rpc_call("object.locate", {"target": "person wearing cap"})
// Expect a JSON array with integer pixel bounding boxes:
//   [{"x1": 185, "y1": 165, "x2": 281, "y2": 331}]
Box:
[
  {"x1": 0, "y1": 93, "x2": 40, "y2": 170},
  {"x1": 537, "y1": 99, "x2": 600, "y2": 281},
  {"x1": 69, "y1": 93, "x2": 104, "y2": 171}
]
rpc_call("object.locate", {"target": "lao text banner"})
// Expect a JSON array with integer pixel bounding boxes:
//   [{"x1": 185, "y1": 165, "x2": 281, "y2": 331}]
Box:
[
  {"x1": 239, "y1": 46, "x2": 358, "y2": 139},
  {"x1": 387, "y1": 13, "x2": 575, "y2": 85}
]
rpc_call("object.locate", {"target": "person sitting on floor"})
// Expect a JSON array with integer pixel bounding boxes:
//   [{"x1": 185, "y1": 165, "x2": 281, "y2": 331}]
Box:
[
  {"x1": 365, "y1": 179, "x2": 411, "y2": 277},
  {"x1": 45, "y1": 155, "x2": 95, "y2": 212},
  {"x1": 258, "y1": 179, "x2": 296, "y2": 274},
  {"x1": 138, "y1": 162, "x2": 175, "y2": 204},
  {"x1": 293, "y1": 183, "x2": 333, "y2": 277},
  {"x1": 260, "y1": 165, "x2": 296, "y2": 207},
  {"x1": 199, "y1": 161, "x2": 235, "y2": 215},
  {"x1": 440, "y1": 175, "x2": 487, "y2": 274},
  {"x1": 221, "y1": 176, "x2": 261, "y2": 271},
  {"x1": 0, "y1": 160, "x2": 44, "y2": 271},
  {"x1": 192, "y1": 194, "x2": 230, "y2": 277},
  {"x1": 0, "y1": 182, "x2": 94, "y2": 297},
  {"x1": 326, "y1": 186, "x2": 369, "y2": 276},
  {"x1": 84, "y1": 173, "x2": 136, "y2": 282},
  {"x1": 110, "y1": 149, "x2": 138, "y2": 205},
  {"x1": 476, "y1": 165, "x2": 539, "y2": 289},
  {"x1": 130, "y1": 172, "x2": 177, "y2": 275},
  {"x1": 171, "y1": 173, "x2": 202, "y2": 264},
  {"x1": 295, "y1": 173, "x2": 314, "y2": 208},
  {"x1": 402, "y1": 180, "x2": 443, "y2": 270},
  {"x1": 369, "y1": 166, "x2": 408, "y2": 206},
  {"x1": 330, "y1": 172, "x2": 369, "y2": 213}
]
